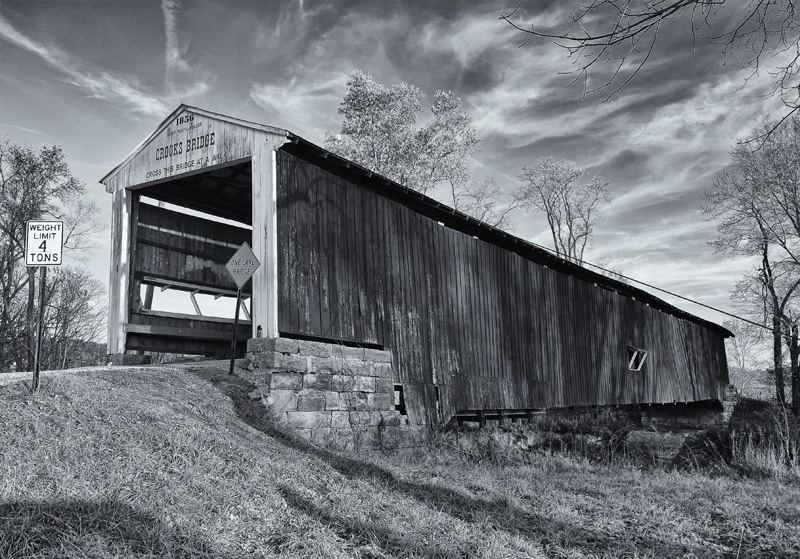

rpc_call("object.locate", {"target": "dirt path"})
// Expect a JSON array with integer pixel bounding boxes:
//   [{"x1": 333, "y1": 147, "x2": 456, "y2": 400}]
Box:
[{"x1": 0, "y1": 360, "x2": 229, "y2": 387}]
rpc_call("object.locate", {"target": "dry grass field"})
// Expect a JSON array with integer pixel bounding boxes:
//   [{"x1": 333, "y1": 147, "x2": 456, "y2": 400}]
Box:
[{"x1": 2, "y1": 362, "x2": 799, "y2": 558}]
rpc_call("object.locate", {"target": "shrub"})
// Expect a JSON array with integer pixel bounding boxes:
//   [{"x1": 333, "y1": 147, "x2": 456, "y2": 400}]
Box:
[{"x1": 677, "y1": 398, "x2": 800, "y2": 480}]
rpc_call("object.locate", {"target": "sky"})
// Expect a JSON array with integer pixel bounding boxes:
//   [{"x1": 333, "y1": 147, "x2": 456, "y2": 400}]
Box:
[{"x1": 0, "y1": 0, "x2": 791, "y2": 333}]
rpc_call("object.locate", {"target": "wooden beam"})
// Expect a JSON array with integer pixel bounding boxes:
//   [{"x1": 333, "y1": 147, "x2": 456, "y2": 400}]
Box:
[
  {"x1": 140, "y1": 276, "x2": 247, "y2": 297},
  {"x1": 124, "y1": 323, "x2": 241, "y2": 341},
  {"x1": 190, "y1": 291, "x2": 202, "y2": 316},
  {"x1": 132, "y1": 309, "x2": 251, "y2": 325}
]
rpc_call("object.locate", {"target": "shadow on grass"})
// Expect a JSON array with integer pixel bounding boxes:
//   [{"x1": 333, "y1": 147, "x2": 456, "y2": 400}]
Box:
[
  {"x1": 192, "y1": 366, "x2": 716, "y2": 558},
  {"x1": 278, "y1": 484, "x2": 469, "y2": 559},
  {"x1": 0, "y1": 499, "x2": 237, "y2": 559}
]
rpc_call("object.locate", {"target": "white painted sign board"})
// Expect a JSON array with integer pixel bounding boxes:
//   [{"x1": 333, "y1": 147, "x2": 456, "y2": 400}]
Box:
[
  {"x1": 225, "y1": 242, "x2": 260, "y2": 290},
  {"x1": 25, "y1": 220, "x2": 64, "y2": 266}
]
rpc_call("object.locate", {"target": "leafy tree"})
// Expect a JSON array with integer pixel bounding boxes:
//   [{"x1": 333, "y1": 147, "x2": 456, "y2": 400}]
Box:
[
  {"x1": 502, "y1": 1, "x2": 800, "y2": 127},
  {"x1": 515, "y1": 157, "x2": 611, "y2": 264},
  {"x1": 0, "y1": 138, "x2": 98, "y2": 371},
  {"x1": 705, "y1": 116, "x2": 800, "y2": 410},
  {"x1": 325, "y1": 70, "x2": 517, "y2": 227}
]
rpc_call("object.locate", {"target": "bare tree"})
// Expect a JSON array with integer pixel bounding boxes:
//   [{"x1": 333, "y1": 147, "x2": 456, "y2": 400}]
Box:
[
  {"x1": 501, "y1": 1, "x2": 800, "y2": 128},
  {"x1": 705, "y1": 116, "x2": 800, "y2": 409},
  {"x1": 325, "y1": 70, "x2": 516, "y2": 228},
  {"x1": 449, "y1": 177, "x2": 521, "y2": 231},
  {"x1": 722, "y1": 318, "x2": 765, "y2": 373},
  {"x1": 729, "y1": 263, "x2": 798, "y2": 406},
  {"x1": 40, "y1": 267, "x2": 107, "y2": 370},
  {"x1": 782, "y1": 307, "x2": 800, "y2": 414},
  {"x1": 515, "y1": 157, "x2": 611, "y2": 264},
  {"x1": 0, "y1": 138, "x2": 98, "y2": 371}
]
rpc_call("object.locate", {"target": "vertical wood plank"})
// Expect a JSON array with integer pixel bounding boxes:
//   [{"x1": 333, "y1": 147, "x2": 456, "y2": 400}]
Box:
[{"x1": 251, "y1": 133, "x2": 285, "y2": 338}]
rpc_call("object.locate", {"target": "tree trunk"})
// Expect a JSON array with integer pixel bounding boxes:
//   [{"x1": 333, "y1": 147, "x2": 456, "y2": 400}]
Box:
[
  {"x1": 792, "y1": 324, "x2": 800, "y2": 416},
  {"x1": 773, "y1": 314, "x2": 787, "y2": 406}
]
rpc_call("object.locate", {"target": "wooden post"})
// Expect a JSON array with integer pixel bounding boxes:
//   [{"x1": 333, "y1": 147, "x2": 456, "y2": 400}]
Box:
[
  {"x1": 477, "y1": 410, "x2": 486, "y2": 429},
  {"x1": 251, "y1": 137, "x2": 286, "y2": 339},
  {"x1": 108, "y1": 187, "x2": 132, "y2": 354},
  {"x1": 32, "y1": 266, "x2": 46, "y2": 392},
  {"x1": 229, "y1": 287, "x2": 242, "y2": 375}
]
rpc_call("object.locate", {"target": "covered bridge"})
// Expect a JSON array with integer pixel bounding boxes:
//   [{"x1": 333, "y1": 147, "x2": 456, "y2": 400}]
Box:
[{"x1": 102, "y1": 105, "x2": 731, "y2": 427}]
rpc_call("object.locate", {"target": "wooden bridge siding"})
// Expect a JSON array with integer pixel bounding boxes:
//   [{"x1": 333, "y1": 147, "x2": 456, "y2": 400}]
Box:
[
  {"x1": 126, "y1": 312, "x2": 250, "y2": 357},
  {"x1": 135, "y1": 204, "x2": 250, "y2": 291},
  {"x1": 276, "y1": 151, "x2": 728, "y2": 424}
]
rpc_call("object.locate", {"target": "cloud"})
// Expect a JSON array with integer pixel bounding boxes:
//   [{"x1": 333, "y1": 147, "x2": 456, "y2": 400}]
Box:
[
  {"x1": 161, "y1": 0, "x2": 189, "y2": 92},
  {"x1": 0, "y1": 122, "x2": 47, "y2": 136},
  {"x1": 160, "y1": 0, "x2": 212, "y2": 99},
  {"x1": 250, "y1": 74, "x2": 348, "y2": 141},
  {"x1": 0, "y1": 15, "x2": 169, "y2": 116}
]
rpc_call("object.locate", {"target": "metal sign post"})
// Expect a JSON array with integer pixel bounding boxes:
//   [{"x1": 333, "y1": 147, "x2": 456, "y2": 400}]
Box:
[
  {"x1": 25, "y1": 220, "x2": 64, "y2": 392},
  {"x1": 225, "y1": 242, "x2": 260, "y2": 375}
]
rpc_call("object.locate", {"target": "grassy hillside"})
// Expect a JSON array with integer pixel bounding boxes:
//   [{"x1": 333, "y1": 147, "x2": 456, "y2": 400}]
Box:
[{"x1": 2, "y1": 362, "x2": 799, "y2": 558}]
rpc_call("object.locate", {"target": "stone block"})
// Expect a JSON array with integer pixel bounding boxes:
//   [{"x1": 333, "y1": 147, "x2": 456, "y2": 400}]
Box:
[
  {"x1": 324, "y1": 391, "x2": 342, "y2": 410},
  {"x1": 341, "y1": 392, "x2": 369, "y2": 411},
  {"x1": 363, "y1": 348, "x2": 392, "y2": 363},
  {"x1": 267, "y1": 389, "x2": 298, "y2": 411},
  {"x1": 330, "y1": 429, "x2": 355, "y2": 452},
  {"x1": 354, "y1": 376, "x2": 376, "y2": 393},
  {"x1": 294, "y1": 428, "x2": 312, "y2": 441},
  {"x1": 330, "y1": 411, "x2": 351, "y2": 429},
  {"x1": 247, "y1": 337, "x2": 300, "y2": 354},
  {"x1": 356, "y1": 426, "x2": 381, "y2": 450},
  {"x1": 286, "y1": 411, "x2": 331, "y2": 430},
  {"x1": 270, "y1": 411, "x2": 290, "y2": 428},
  {"x1": 311, "y1": 357, "x2": 334, "y2": 374},
  {"x1": 379, "y1": 411, "x2": 402, "y2": 427},
  {"x1": 277, "y1": 355, "x2": 309, "y2": 373},
  {"x1": 327, "y1": 356, "x2": 356, "y2": 373},
  {"x1": 253, "y1": 371, "x2": 272, "y2": 391},
  {"x1": 304, "y1": 373, "x2": 332, "y2": 391},
  {"x1": 373, "y1": 363, "x2": 393, "y2": 379},
  {"x1": 349, "y1": 411, "x2": 382, "y2": 427},
  {"x1": 367, "y1": 392, "x2": 394, "y2": 411},
  {"x1": 297, "y1": 392, "x2": 327, "y2": 412},
  {"x1": 331, "y1": 345, "x2": 365, "y2": 360},
  {"x1": 310, "y1": 427, "x2": 334, "y2": 447},
  {"x1": 374, "y1": 378, "x2": 394, "y2": 394},
  {"x1": 331, "y1": 374, "x2": 356, "y2": 392},
  {"x1": 249, "y1": 351, "x2": 281, "y2": 369},
  {"x1": 329, "y1": 357, "x2": 374, "y2": 376},
  {"x1": 236, "y1": 358, "x2": 252, "y2": 370},
  {"x1": 248, "y1": 388, "x2": 263, "y2": 401},
  {"x1": 271, "y1": 373, "x2": 303, "y2": 391},
  {"x1": 246, "y1": 338, "x2": 268, "y2": 353},
  {"x1": 298, "y1": 340, "x2": 334, "y2": 357}
]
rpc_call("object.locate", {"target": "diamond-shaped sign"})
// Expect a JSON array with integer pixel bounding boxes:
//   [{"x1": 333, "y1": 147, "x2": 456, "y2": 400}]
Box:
[{"x1": 225, "y1": 242, "x2": 260, "y2": 290}]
